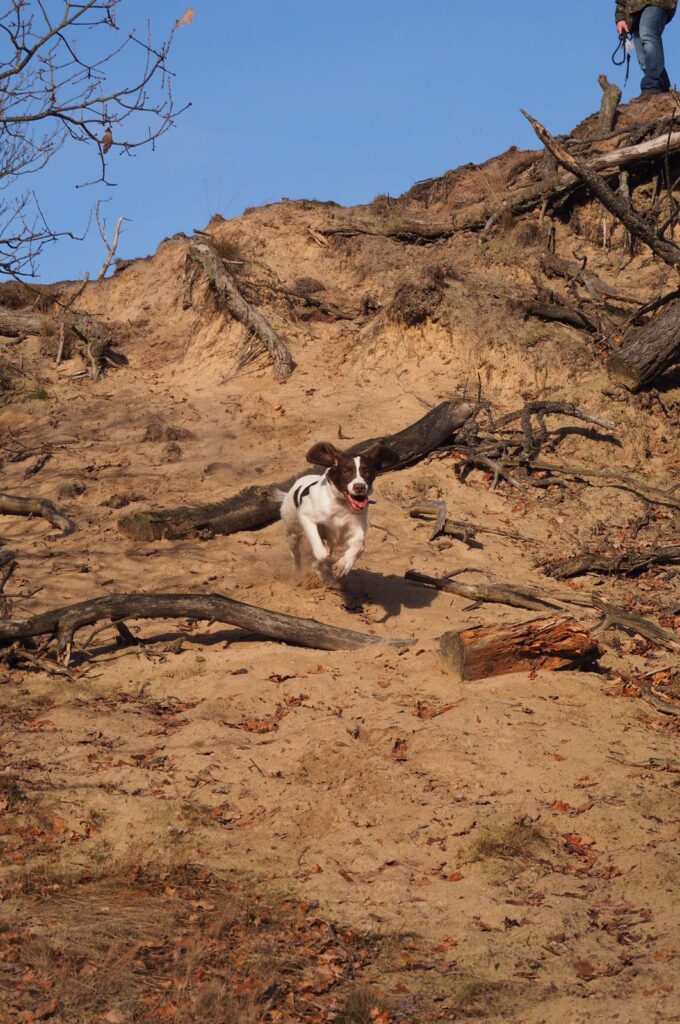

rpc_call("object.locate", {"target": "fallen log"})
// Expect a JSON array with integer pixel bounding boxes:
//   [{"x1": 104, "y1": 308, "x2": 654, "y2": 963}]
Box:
[
  {"x1": 0, "y1": 493, "x2": 76, "y2": 536},
  {"x1": 439, "y1": 615, "x2": 602, "y2": 682},
  {"x1": 119, "y1": 398, "x2": 473, "y2": 541},
  {"x1": 319, "y1": 222, "x2": 455, "y2": 244},
  {"x1": 607, "y1": 299, "x2": 680, "y2": 390},
  {"x1": 523, "y1": 298, "x2": 597, "y2": 332},
  {"x1": 0, "y1": 308, "x2": 43, "y2": 338},
  {"x1": 187, "y1": 236, "x2": 295, "y2": 381},
  {"x1": 544, "y1": 544, "x2": 680, "y2": 579},
  {"x1": 0, "y1": 592, "x2": 411, "y2": 663}
]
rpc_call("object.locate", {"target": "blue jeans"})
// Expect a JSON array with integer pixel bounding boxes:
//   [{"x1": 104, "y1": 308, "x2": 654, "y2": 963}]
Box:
[{"x1": 633, "y1": 5, "x2": 671, "y2": 92}]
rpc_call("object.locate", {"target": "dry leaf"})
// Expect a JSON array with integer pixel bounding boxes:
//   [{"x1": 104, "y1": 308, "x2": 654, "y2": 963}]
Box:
[
  {"x1": 391, "y1": 737, "x2": 408, "y2": 761},
  {"x1": 176, "y1": 7, "x2": 195, "y2": 27},
  {"x1": 574, "y1": 960, "x2": 596, "y2": 980}
]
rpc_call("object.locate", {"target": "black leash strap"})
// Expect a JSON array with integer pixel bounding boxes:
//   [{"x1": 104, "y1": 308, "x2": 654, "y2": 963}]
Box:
[{"x1": 612, "y1": 30, "x2": 632, "y2": 87}]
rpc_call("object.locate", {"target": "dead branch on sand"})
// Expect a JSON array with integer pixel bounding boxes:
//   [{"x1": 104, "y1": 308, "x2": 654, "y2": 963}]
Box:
[
  {"x1": 544, "y1": 544, "x2": 680, "y2": 579},
  {"x1": 0, "y1": 592, "x2": 412, "y2": 665}
]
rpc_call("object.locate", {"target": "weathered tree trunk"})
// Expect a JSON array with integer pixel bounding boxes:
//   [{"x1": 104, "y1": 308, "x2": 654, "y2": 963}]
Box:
[
  {"x1": 439, "y1": 615, "x2": 602, "y2": 682},
  {"x1": 607, "y1": 299, "x2": 680, "y2": 390},
  {"x1": 119, "y1": 398, "x2": 473, "y2": 541},
  {"x1": 187, "y1": 236, "x2": 295, "y2": 381},
  {"x1": 0, "y1": 591, "x2": 411, "y2": 662},
  {"x1": 595, "y1": 74, "x2": 621, "y2": 137},
  {"x1": 0, "y1": 308, "x2": 42, "y2": 338}
]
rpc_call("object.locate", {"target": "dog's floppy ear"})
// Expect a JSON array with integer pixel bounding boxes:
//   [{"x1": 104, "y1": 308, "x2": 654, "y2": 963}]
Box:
[
  {"x1": 362, "y1": 443, "x2": 400, "y2": 473},
  {"x1": 307, "y1": 441, "x2": 340, "y2": 467}
]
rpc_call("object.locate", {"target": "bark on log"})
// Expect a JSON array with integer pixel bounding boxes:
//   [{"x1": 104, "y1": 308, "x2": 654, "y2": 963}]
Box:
[
  {"x1": 595, "y1": 74, "x2": 621, "y2": 137},
  {"x1": 607, "y1": 299, "x2": 680, "y2": 390},
  {"x1": 119, "y1": 398, "x2": 473, "y2": 541},
  {"x1": 187, "y1": 236, "x2": 295, "y2": 381},
  {"x1": 0, "y1": 591, "x2": 411, "y2": 662},
  {"x1": 439, "y1": 615, "x2": 603, "y2": 682},
  {"x1": 522, "y1": 109, "x2": 680, "y2": 271},
  {"x1": 0, "y1": 493, "x2": 76, "y2": 536}
]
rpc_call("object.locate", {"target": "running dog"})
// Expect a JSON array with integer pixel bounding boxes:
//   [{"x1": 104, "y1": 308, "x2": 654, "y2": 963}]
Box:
[{"x1": 278, "y1": 441, "x2": 400, "y2": 577}]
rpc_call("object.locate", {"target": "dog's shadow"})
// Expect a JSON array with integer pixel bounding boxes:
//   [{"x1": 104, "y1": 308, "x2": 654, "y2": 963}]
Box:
[{"x1": 341, "y1": 567, "x2": 439, "y2": 622}]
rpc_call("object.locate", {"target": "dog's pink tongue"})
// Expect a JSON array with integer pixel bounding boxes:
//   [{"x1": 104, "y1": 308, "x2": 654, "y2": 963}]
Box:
[{"x1": 345, "y1": 492, "x2": 367, "y2": 511}]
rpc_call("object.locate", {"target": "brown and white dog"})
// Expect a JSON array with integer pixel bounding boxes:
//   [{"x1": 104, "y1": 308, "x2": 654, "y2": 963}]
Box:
[{"x1": 278, "y1": 441, "x2": 400, "y2": 577}]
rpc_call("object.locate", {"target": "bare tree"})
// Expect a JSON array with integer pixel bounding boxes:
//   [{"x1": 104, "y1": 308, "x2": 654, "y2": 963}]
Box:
[{"x1": 0, "y1": 0, "x2": 187, "y2": 277}]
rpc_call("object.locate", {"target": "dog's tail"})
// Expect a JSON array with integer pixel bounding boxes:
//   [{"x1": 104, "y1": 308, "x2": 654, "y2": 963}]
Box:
[{"x1": 271, "y1": 487, "x2": 287, "y2": 505}]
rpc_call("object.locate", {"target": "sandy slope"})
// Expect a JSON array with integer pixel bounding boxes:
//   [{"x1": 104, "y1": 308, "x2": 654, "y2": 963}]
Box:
[{"x1": 1, "y1": 100, "x2": 679, "y2": 1022}]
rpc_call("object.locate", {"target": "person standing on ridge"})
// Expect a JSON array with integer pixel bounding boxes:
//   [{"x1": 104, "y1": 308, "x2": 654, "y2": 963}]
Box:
[{"x1": 615, "y1": 0, "x2": 676, "y2": 93}]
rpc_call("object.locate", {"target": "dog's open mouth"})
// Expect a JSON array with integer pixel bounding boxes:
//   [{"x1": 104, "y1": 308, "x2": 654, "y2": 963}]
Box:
[{"x1": 343, "y1": 490, "x2": 368, "y2": 512}]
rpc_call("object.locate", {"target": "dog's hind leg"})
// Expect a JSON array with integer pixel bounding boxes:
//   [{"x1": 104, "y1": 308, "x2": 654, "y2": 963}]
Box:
[{"x1": 282, "y1": 520, "x2": 304, "y2": 571}]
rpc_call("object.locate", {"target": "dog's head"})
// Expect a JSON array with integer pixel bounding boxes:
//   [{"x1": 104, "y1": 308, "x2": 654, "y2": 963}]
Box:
[{"x1": 306, "y1": 441, "x2": 400, "y2": 512}]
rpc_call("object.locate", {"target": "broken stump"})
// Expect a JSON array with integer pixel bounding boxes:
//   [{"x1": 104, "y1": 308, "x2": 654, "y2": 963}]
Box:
[{"x1": 439, "y1": 615, "x2": 602, "y2": 682}]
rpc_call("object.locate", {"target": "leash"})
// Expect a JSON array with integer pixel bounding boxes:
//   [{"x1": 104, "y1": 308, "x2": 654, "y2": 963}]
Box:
[{"x1": 612, "y1": 30, "x2": 633, "y2": 87}]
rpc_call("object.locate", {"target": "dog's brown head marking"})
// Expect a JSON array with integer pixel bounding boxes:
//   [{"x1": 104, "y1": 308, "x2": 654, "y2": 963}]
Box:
[{"x1": 306, "y1": 441, "x2": 400, "y2": 512}]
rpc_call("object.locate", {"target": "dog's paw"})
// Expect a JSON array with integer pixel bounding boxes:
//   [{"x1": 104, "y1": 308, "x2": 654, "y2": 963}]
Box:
[{"x1": 333, "y1": 555, "x2": 355, "y2": 577}]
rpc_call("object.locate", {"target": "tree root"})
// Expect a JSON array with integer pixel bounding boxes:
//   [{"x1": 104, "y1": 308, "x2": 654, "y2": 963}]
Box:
[{"x1": 0, "y1": 493, "x2": 76, "y2": 536}]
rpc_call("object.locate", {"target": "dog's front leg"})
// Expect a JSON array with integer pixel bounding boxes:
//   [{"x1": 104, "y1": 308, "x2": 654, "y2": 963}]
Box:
[
  {"x1": 333, "y1": 537, "x2": 365, "y2": 577},
  {"x1": 299, "y1": 514, "x2": 330, "y2": 569}
]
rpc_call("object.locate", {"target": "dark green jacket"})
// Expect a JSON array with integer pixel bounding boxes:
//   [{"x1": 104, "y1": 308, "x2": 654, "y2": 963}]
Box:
[{"x1": 615, "y1": 0, "x2": 677, "y2": 25}]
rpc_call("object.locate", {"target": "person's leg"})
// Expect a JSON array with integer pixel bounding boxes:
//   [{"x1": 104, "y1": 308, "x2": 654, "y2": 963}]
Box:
[{"x1": 635, "y1": 5, "x2": 670, "y2": 92}]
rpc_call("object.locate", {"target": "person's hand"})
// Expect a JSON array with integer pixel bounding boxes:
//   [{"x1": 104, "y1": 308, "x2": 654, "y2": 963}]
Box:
[{"x1": 616, "y1": 19, "x2": 629, "y2": 33}]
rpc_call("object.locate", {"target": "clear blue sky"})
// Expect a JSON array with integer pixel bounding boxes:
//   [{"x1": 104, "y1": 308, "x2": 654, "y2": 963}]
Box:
[{"x1": 26, "y1": 1, "x2": 663, "y2": 282}]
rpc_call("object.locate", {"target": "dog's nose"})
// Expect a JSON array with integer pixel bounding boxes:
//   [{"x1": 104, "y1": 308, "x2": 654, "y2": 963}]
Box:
[{"x1": 351, "y1": 483, "x2": 367, "y2": 495}]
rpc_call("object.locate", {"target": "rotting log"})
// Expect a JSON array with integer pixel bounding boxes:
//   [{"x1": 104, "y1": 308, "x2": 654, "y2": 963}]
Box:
[
  {"x1": 187, "y1": 236, "x2": 295, "y2": 381},
  {"x1": 0, "y1": 592, "x2": 412, "y2": 663},
  {"x1": 607, "y1": 299, "x2": 680, "y2": 390},
  {"x1": 119, "y1": 398, "x2": 473, "y2": 542},
  {"x1": 439, "y1": 615, "x2": 602, "y2": 682},
  {"x1": 0, "y1": 493, "x2": 76, "y2": 536},
  {"x1": 0, "y1": 308, "x2": 42, "y2": 338}
]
